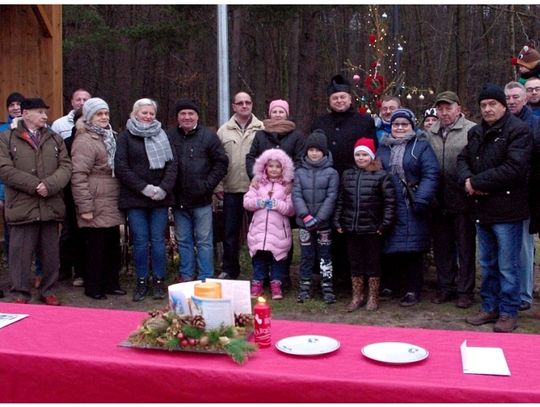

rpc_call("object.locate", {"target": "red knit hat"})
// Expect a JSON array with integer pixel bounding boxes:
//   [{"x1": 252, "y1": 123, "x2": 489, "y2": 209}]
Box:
[{"x1": 354, "y1": 138, "x2": 376, "y2": 159}]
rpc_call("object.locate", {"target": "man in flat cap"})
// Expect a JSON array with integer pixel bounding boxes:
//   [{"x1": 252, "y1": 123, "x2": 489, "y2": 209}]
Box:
[
  {"x1": 426, "y1": 91, "x2": 477, "y2": 309},
  {"x1": 0, "y1": 98, "x2": 72, "y2": 305}
]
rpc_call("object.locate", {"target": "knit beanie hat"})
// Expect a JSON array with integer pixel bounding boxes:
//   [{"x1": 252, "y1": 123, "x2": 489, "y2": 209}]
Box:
[
  {"x1": 423, "y1": 107, "x2": 437, "y2": 120},
  {"x1": 83, "y1": 97, "x2": 109, "y2": 122},
  {"x1": 268, "y1": 99, "x2": 290, "y2": 117},
  {"x1": 354, "y1": 137, "x2": 376, "y2": 159},
  {"x1": 175, "y1": 98, "x2": 200, "y2": 116},
  {"x1": 327, "y1": 74, "x2": 351, "y2": 96},
  {"x1": 516, "y1": 43, "x2": 540, "y2": 70},
  {"x1": 305, "y1": 129, "x2": 328, "y2": 156},
  {"x1": 6, "y1": 92, "x2": 24, "y2": 107},
  {"x1": 477, "y1": 83, "x2": 507, "y2": 108},
  {"x1": 390, "y1": 108, "x2": 417, "y2": 129}
]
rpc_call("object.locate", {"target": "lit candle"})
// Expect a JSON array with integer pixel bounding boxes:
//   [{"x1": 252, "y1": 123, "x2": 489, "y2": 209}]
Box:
[
  {"x1": 194, "y1": 282, "x2": 222, "y2": 298},
  {"x1": 253, "y1": 296, "x2": 271, "y2": 348}
]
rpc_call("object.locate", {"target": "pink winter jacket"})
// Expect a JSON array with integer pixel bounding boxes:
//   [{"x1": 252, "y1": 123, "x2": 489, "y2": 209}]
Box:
[{"x1": 243, "y1": 149, "x2": 295, "y2": 261}]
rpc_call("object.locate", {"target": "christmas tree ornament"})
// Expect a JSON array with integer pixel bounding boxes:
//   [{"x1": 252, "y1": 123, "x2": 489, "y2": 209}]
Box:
[
  {"x1": 353, "y1": 74, "x2": 360, "y2": 82},
  {"x1": 368, "y1": 34, "x2": 377, "y2": 43}
]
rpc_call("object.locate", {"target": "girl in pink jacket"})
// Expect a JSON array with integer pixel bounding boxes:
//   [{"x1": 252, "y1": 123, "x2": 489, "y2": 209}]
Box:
[{"x1": 244, "y1": 148, "x2": 295, "y2": 300}]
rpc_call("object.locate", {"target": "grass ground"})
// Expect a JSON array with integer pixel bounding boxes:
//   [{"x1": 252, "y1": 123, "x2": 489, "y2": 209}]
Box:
[{"x1": 1, "y1": 231, "x2": 539, "y2": 334}]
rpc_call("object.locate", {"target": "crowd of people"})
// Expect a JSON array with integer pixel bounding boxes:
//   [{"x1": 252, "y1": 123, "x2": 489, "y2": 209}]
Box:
[{"x1": 1, "y1": 42, "x2": 540, "y2": 334}]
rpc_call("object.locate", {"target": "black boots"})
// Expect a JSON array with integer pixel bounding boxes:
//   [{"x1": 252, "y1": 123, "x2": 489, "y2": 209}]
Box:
[{"x1": 132, "y1": 278, "x2": 148, "y2": 302}]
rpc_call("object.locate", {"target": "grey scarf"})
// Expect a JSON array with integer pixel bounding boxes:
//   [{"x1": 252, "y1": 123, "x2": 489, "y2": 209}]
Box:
[
  {"x1": 84, "y1": 122, "x2": 117, "y2": 173},
  {"x1": 126, "y1": 117, "x2": 174, "y2": 169},
  {"x1": 381, "y1": 132, "x2": 416, "y2": 204}
]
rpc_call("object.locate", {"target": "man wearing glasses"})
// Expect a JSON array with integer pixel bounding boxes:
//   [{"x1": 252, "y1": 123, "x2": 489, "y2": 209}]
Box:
[
  {"x1": 525, "y1": 77, "x2": 540, "y2": 118},
  {"x1": 216, "y1": 92, "x2": 264, "y2": 280}
]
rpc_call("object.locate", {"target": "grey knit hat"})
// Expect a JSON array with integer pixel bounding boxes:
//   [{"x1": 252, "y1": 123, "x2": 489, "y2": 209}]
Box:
[{"x1": 83, "y1": 97, "x2": 109, "y2": 122}]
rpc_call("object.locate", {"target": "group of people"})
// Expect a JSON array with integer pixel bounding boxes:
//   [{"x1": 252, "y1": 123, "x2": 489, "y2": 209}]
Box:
[{"x1": 1, "y1": 42, "x2": 539, "y2": 333}]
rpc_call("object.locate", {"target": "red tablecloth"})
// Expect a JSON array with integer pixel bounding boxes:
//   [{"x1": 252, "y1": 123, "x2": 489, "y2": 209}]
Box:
[{"x1": 0, "y1": 303, "x2": 539, "y2": 402}]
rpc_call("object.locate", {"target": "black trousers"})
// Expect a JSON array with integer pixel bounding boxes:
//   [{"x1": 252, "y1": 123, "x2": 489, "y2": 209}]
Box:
[
  {"x1": 59, "y1": 201, "x2": 86, "y2": 279},
  {"x1": 431, "y1": 210, "x2": 476, "y2": 296},
  {"x1": 346, "y1": 233, "x2": 383, "y2": 278},
  {"x1": 81, "y1": 226, "x2": 121, "y2": 296}
]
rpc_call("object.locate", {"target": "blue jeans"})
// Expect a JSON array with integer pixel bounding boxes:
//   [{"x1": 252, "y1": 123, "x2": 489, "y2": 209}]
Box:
[
  {"x1": 476, "y1": 222, "x2": 522, "y2": 318},
  {"x1": 252, "y1": 250, "x2": 287, "y2": 282},
  {"x1": 519, "y1": 218, "x2": 534, "y2": 304},
  {"x1": 127, "y1": 207, "x2": 169, "y2": 280},
  {"x1": 173, "y1": 205, "x2": 214, "y2": 280},
  {"x1": 221, "y1": 192, "x2": 245, "y2": 278},
  {"x1": 298, "y1": 228, "x2": 332, "y2": 281}
]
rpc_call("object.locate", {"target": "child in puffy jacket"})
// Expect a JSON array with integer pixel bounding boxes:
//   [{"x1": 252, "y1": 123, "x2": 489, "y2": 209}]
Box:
[
  {"x1": 243, "y1": 148, "x2": 295, "y2": 300},
  {"x1": 292, "y1": 129, "x2": 339, "y2": 304},
  {"x1": 334, "y1": 138, "x2": 396, "y2": 311}
]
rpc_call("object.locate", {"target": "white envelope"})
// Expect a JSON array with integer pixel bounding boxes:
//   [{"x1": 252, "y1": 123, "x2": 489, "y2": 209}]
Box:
[{"x1": 460, "y1": 340, "x2": 510, "y2": 376}]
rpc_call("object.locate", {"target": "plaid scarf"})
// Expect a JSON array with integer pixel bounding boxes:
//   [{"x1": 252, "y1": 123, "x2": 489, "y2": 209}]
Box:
[
  {"x1": 84, "y1": 122, "x2": 117, "y2": 173},
  {"x1": 126, "y1": 117, "x2": 173, "y2": 169}
]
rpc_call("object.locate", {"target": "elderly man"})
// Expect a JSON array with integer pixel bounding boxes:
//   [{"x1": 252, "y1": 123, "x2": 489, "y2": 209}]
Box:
[
  {"x1": 51, "y1": 88, "x2": 91, "y2": 139},
  {"x1": 311, "y1": 74, "x2": 376, "y2": 289},
  {"x1": 375, "y1": 95, "x2": 401, "y2": 142},
  {"x1": 168, "y1": 98, "x2": 228, "y2": 282},
  {"x1": 505, "y1": 81, "x2": 540, "y2": 312},
  {"x1": 216, "y1": 91, "x2": 264, "y2": 280},
  {"x1": 0, "y1": 98, "x2": 72, "y2": 305},
  {"x1": 457, "y1": 84, "x2": 532, "y2": 333},
  {"x1": 427, "y1": 91, "x2": 477, "y2": 308}
]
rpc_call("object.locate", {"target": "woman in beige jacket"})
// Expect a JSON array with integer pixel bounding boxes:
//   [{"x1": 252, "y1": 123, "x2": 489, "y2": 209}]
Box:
[{"x1": 71, "y1": 98, "x2": 126, "y2": 300}]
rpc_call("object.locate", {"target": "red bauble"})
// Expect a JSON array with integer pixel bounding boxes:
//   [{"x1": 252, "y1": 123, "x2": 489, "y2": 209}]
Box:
[
  {"x1": 364, "y1": 74, "x2": 385, "y2": 95},
  {"x1": 375, "y1": 99, "x2": 382, "y2": 109},
  {"x1": 368, "y1": 34, "x2": 377, "y2": 43},
  {"x1": 358, "y1": 105, "x2": 368, "y2": 114},
  {"x1": 511, "y1": 57, "x2": 518, "y2": 66}
]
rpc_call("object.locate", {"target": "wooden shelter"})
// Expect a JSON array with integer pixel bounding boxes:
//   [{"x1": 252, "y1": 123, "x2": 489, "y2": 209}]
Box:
[{"x1": 0, "y1": 5, "x2": 63, "y2": 121}]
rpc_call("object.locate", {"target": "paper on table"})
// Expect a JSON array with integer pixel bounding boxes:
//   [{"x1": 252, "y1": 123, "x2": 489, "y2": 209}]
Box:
[
  {"x1": 0, "y1": 313, "x2": 28, "y2": 329},
  {"x1": 206, "y1": 278, "x2": 252, "y2": 314},
  {"x1": 460, "y1": 340, "x2": 510, "y2": 376}
]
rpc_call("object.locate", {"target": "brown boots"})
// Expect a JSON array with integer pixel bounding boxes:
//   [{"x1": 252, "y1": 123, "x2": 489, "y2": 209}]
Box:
[
  {"x1": 366, "y1": 277, "x2": 380, "y2": 311},
  {"x1": 347, "y1": 277, "x2": 366, "y2": 312},
  {"x1": 347, "y1": 276, "x2": 380, "y2": 312}
]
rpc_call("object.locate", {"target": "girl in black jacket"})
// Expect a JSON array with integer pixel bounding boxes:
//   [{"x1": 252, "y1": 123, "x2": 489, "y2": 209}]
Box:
[{"x1": 334, "y1": 138, "x2": 396, "y2": 311}]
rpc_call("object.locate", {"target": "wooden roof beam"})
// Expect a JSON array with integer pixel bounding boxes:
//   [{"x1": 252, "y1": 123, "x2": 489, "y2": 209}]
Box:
[{"x1": 31, "y1": 5, "x2": 53, "y2": 38}]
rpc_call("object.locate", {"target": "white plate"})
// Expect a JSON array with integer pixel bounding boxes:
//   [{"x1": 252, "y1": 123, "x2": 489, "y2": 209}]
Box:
[
  {"x1": 276, "y1": 335, "x2": 340, "y2": 356},
  {"x1": 361, "y1": 342, "x2": 429, "y2": 364}
]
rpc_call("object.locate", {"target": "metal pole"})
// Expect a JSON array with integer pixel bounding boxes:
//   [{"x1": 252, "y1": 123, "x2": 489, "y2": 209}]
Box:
[{"x1": 217, "y1": 5, "x2": 230, "y2": 126}]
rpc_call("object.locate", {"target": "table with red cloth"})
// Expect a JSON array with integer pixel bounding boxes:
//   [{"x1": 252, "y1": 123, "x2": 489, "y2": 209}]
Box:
[{"x1": 0, "y1": 303, "x2": 539, "y2": 402}]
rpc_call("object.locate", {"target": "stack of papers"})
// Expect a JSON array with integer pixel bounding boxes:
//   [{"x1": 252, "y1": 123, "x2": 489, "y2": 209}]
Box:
[{"x1": 460, "y1": 340, "x2": 510, "y2": 376}]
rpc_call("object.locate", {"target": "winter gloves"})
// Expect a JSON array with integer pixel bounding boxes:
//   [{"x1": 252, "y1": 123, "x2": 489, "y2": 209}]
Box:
[
  {"x1": 303, "y1": 214, "x2": 319, "y2": 232},
  {"x1": 141, "y1": 185, "x2": 167, "y2": 201},
  {"x1": 257, "y1": 198, "x2": 277, "y2": 209}
]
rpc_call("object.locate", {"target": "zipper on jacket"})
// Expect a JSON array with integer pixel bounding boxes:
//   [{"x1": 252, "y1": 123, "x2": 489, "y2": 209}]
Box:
[
  {"x1": 353, "y1": 170, "x2": 361, "y2": 232},
  {"x1": 261, "y1": 182, "x2": 275, "y2": 250}
]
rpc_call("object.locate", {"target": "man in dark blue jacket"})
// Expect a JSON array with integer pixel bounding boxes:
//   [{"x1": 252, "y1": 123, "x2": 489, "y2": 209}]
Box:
[
  {"x1": 504, "y1": 81, "x2": 539, "y2": 312},
  {"x1": 167, "y1": 98, "x2": 228, "y2": 282},
  {"x1": 457, "y1": 83, "x2": 532, "y2": 333}
]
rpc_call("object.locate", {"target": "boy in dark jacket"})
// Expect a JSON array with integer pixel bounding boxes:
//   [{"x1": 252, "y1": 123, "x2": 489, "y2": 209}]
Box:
[
  {"x1": 292, "y1": 130, "x2": 339, "y2": 304},
  {"x1": 334, "y1": 138, "x2": 396, "y2": 311}
]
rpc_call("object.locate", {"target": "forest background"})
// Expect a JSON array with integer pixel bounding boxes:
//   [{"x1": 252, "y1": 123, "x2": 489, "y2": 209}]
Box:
[{"x1": 62, "y1": 4, "x2": 540, "y2": 131}]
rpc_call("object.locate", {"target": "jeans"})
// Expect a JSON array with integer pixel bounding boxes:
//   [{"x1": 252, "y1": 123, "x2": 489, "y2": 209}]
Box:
[
  {"x1": 127, "y1": 207, "x2": 169, "y2": 280},
  {"x1": 221, "y1": 193, "x2": 245, "y2": 278},
  {"x1": 431, "y1": 211, "x2": 476, "y2": 296},
  {"x1": 298, "y1": 228, "x2": 332, "y2": 281},
  {"x1": 476, "y1": 222, "x2": 522, "y2": 318},
  {"x1": 519, "y1": 218, "x2": 534, "y2": 304},
  {"x1": 252, "y1": 250, "x2": 287, "y2": 282},
  {"x1": 173, "y1": 205, "x2": 214, "y2": 280}
]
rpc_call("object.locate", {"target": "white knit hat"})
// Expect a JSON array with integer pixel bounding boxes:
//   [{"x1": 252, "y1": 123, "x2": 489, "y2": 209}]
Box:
[{"x1": 83, "y1": 97, "x2": 109, "y2": 122}]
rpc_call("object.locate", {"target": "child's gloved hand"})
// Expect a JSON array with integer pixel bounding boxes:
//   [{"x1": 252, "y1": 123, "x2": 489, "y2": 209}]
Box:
[
  {"x1": 256, "y1": 199, "x2": 266, "y2": 209},
  {"x1": 303, "y1": 214, "x2": 319, "y2": 231},
  {"x1": 264, "y1": 198, "x2": 277, "y2": 209}
]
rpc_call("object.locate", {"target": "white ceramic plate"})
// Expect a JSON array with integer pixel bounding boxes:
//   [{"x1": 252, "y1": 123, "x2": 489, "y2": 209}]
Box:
[
  {"x1": 361, "y1": 342, "x2": 429, "y2": 364},
  {"x1": 275, "y1": 335, "x2": 340, "y2": 356}
]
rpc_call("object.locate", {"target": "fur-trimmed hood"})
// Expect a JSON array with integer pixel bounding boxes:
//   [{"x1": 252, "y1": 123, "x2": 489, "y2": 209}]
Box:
[{"x1": 252, "y1": 148, "x2": 294, "y2": 185}]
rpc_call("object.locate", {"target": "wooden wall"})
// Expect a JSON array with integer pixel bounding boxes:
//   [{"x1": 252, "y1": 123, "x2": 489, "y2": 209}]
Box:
[{"x1": 0, "y1": 5, "x2": 62, "y2": 122}]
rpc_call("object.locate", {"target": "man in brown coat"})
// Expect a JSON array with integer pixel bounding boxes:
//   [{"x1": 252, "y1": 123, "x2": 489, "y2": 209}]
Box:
[{"x1": 0, "y1": 98, "x2": 72, "y2": 305}]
